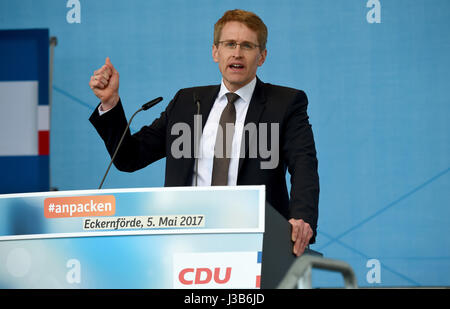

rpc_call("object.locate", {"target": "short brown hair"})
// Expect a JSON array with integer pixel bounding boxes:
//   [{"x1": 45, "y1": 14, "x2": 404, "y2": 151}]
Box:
[{"x1": 214, "y1": 9, "x2": 268, "y2": 50}]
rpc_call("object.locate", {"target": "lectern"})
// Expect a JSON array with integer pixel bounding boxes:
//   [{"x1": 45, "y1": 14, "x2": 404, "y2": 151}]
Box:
[{"x1": 0, "y1": 186, "x2": 317, "y2": 288}]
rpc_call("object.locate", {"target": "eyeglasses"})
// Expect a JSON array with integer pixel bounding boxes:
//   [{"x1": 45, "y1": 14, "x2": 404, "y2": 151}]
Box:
[{"x1": 217, "y1": 40, "x2": 260, "y2": 51}]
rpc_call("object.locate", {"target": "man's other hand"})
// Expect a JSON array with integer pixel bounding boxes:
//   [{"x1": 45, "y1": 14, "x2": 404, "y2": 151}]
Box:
[{"x1": 289, "y1": 218, "x2": 313, "y2": 257}]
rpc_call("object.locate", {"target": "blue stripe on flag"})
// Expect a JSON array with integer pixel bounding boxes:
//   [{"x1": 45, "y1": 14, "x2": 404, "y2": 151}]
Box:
[
  {"x1": 0, "y1": 29, "x2": 49, "y2": 105},
  {"x1": 0, "y1": 156, "x2": 49, "y2": 194}
]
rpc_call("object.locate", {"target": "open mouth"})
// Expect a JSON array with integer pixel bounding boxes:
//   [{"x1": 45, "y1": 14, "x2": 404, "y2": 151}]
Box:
[{"x1": 229, "y1": 63, "x2": 245, "y2": 71}]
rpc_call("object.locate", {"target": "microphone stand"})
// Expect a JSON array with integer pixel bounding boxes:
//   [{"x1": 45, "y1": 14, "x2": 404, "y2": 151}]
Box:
[
  {"x1": 193, "y1": 94, "x2": 201, "y2": 186},
  {"x1": 98, "y1": 97, "x2": 163, "y2": 189}
]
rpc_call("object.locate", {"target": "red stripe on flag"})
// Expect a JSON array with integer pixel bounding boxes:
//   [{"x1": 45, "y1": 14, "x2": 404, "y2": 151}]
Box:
[
  {"x1": 38, "y1": 130, "x2": 49, "y2": 155},
  {"x1": 256, "y1": 275, "x2": 261, "y2": 288}
]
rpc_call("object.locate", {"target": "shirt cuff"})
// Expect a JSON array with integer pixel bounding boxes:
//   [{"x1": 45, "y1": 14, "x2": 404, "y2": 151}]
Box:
[{"x1": 98, "y1": 104, "x2": 113, "y2": 116}]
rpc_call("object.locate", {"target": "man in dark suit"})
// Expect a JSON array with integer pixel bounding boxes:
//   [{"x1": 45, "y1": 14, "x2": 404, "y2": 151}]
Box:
[{"x1": 89, "y1": 9, "x2": 319, "y2": 256}]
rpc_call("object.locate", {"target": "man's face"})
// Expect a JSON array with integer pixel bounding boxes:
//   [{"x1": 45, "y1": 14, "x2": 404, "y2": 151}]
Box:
[{"x1": 212, "y1": 21, "x2": 267, "y2": 92}]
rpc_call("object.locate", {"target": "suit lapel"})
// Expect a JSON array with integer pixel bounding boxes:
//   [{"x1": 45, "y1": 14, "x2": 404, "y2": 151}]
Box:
[
  {"x1": 238, "y1": 77, "x2": 267, "y2": 175},
  {"x1": 199, "y1": 85, "x2": 221, "y2": 130}
]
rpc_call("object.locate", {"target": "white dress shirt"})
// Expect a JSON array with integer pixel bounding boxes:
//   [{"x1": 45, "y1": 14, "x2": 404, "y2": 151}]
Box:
[{"x1": 192, "y1": 77, "x2": 256, "y2": 186}]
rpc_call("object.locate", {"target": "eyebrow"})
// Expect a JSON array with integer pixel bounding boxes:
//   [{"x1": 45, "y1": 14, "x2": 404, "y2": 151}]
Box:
[{"x1": 223, "y1": 40, "x2": 256, "y2": 44}]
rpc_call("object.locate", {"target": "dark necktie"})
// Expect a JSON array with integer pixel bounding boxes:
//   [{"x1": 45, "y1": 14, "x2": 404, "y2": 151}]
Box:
[{"x1": 211, "y1": 92, "x2": 240, "y2": 186}]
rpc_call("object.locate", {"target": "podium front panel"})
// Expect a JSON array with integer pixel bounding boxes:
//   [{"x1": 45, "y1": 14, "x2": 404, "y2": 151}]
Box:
[{"x1": 0, "y1": 186, "x2": 265, "y2": 288}]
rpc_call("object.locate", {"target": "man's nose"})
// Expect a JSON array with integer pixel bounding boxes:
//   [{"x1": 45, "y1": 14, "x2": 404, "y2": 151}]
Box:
[{"x1": 232, "y1": 45, "x2": 244, "y2": 57}]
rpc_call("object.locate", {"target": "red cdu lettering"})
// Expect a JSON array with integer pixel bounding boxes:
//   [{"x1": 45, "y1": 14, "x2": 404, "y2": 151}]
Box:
[
  {"x1": 179, "y1": 268, "x2": 194, "y2": 285},
  {"x1": 195, "y1": 268, "x2": 212, "y2": 284},
  {"x1": 214, "y1": 267, "x2": 232, "y2": 284},
  {"x1": 179, "y1": 267, "x2": 233, "y2": 285}
]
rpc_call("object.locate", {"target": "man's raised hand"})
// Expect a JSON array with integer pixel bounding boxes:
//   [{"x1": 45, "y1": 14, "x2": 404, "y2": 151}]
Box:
[{"x1": 89, "y1": 57, "x2": 120, "y2": 111}]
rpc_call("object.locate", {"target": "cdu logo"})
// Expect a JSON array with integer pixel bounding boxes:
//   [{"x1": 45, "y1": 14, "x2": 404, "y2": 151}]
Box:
[
  {"x1": 173, "y1": 252, "x2": 261, "y2": 288},
  {"x1": 178, "y1": 267, "x2": 232, "y2": 285}
]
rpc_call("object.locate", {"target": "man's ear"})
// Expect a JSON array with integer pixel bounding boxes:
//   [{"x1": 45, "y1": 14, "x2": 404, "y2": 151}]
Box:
[
  {"x1": 258, "y1": 49, "x2": 267, "y2": 67},
  {"x1": 212, "y1": 44, "x2": 219, "y2": 63}
]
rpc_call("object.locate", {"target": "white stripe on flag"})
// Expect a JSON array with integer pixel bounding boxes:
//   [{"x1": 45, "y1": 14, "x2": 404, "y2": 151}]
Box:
[{"x1": 0, "y1": 81, "x2": 39, "y2": 156}]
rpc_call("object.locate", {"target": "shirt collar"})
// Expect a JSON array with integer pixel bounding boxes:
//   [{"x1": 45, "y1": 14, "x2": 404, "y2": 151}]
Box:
[{"x1": 218, "y1": 77, "x2": 257, "y2": 104}]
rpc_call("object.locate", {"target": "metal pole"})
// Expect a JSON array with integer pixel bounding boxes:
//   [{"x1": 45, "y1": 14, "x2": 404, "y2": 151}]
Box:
[
  {"x1": 49, "y1": 36, "x2": 57, "y2": 190},
  {"x1": 277, "y1": 255, "x2": 358, "y2": 289}
]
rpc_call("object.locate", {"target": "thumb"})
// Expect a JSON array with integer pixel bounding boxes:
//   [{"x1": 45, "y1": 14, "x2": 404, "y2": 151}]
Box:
[
  {"x1": 289, "y1": 219, "x2": 298, "y2": 242},
  {"x1": 105, "y1": 57, "x2": 116, "y2": 72}
]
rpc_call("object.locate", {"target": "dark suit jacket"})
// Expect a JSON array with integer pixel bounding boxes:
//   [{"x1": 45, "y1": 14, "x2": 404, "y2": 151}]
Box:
[{"x1": 90, "y1": 77, "x2": 319, "y2": 242}]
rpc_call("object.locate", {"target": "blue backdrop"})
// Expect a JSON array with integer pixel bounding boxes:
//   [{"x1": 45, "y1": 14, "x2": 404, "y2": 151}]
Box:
[{"x1": 0, "y1": 0, "x2": 449, "y2": 287}]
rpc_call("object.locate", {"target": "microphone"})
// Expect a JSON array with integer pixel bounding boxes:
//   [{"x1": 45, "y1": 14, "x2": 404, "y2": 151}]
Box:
[
  {"x1": 193, "y1": 93, "x2": 201, "y2": 186},
  {"x1": 142, "y1": 96, "x2": 163, "y2": 111},
  {"x1": 98, "y1": 96, "x2": 163, "y2": 189}
]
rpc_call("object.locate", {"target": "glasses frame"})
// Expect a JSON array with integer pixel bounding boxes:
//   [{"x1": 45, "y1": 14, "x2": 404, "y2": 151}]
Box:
[{"x1": 217, "y1": 40, "x2": 261, "y2": 51}]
